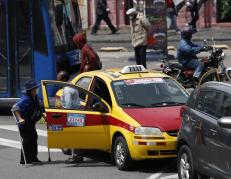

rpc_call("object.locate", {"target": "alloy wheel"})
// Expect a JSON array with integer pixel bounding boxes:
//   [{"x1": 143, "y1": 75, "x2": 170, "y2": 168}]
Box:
[{"x1": 180, "y1": 153, "x2": 191, "y2": 179}]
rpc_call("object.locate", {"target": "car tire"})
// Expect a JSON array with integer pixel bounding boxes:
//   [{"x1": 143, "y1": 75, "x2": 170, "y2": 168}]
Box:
[
  {"x1": 177, "y1": 145, "x2": 198, "y2": 179},
  {"x1": 197, "y1": 173, "x2": 210, "y2": 179},
  {"x1": 113, "y1": 136, "x2": 133, "y2": 170}
]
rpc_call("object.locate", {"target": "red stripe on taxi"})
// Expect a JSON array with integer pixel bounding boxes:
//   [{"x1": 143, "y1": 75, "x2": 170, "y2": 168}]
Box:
[{"x1": 46, "y1": 112, "x2": 132, "y2": 132}]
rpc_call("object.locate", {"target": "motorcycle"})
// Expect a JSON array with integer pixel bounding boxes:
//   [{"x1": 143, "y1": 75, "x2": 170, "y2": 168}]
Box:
[{"x1": 160, "y1": 40, "x2": 231, "y2": 88}]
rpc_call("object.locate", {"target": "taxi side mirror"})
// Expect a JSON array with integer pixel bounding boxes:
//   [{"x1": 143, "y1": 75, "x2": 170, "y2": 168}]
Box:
[{"x1": 92, "y1": 102, "x2": 108, "y2": 113}]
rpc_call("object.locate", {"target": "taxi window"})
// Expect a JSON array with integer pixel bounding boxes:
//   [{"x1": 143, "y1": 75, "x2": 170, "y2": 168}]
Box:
[
  {"x1": 112, "y1": 77, "x2": 188, "y2": 108},
  {"x1": 44, "y1": 82, "x2": 108, "y2": 112},
  {"x1": 75, "y1": 77, "x2": 92, "y2": 90},
  {"x1": 91, "y1": 77, "x2": 112, "y2": 107}
]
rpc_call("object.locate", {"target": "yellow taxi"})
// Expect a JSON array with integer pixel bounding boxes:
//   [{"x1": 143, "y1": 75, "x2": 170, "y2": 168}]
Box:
[{"x1": 41, "y1": 65, "x2": 189, "y2": 170}]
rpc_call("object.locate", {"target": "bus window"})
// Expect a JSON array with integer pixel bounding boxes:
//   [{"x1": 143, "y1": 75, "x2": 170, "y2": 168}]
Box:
[
  {"x1": 33, "y1": 0, "x2": 48, "y2": 55},
  {"x1": 48, "y1": 0, "x2": 82, "y2": 53},
  {"x1": 0, "y1": 2, "x2": 7, "y2": 94},
  {"x1": 16, "y1": 1, "x2": 33, "y2": 91}
]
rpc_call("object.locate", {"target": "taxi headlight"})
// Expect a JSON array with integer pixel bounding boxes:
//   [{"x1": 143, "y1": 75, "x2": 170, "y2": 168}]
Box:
[{"x1": 135, "y1": 127, "x2": 162, "y2": 136}]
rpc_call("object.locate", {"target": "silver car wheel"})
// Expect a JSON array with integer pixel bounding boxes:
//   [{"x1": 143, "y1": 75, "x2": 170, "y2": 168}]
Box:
[
  {"x1": 115, "y1": 141, "x2": 125, "y2": 166},
  {"x1": 180, "y1": 153, "x2": 190, "y2": 179}
]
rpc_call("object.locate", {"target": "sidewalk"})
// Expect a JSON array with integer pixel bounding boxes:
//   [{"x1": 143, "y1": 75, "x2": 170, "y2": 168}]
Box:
[{"x1": 87, "y1": 27, "x2": 231, "y2": 50}]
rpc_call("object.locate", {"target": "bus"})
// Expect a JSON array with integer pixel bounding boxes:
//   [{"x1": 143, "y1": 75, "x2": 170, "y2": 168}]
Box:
[{"x1": 0, "y1": 0, "x2": 83, "y2": 107}]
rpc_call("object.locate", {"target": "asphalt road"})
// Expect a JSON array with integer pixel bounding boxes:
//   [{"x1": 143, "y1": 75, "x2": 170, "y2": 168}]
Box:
[{"x1": 0, "y1": 114, "x2": 178, "y2": 179}]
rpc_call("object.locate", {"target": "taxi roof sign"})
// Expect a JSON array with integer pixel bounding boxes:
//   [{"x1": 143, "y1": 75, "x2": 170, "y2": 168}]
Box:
[{"x1": 121, "y1": 65, "x2": 147, "y2": 74}]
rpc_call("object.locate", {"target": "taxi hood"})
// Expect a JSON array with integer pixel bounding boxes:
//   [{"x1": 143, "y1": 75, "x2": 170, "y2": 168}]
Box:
[{"x1": 123, "y1": 106, "x2": 182, "y2": 131}]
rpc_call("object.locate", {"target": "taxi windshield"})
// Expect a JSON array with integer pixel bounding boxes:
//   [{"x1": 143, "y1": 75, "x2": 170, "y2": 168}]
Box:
[{"x1": 112, "y1": 77, "x2": 189, "y2": 108}]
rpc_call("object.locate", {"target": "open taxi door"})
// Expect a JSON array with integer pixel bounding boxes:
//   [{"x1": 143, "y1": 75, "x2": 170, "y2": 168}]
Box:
[{"x1": 41, "y1": 80, "x2": 111, "y2": 150}]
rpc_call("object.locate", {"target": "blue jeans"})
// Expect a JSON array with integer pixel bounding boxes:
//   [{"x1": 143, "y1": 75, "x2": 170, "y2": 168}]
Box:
[{"x1": 184, "y1": 59, "x2": 204, "y2": 78}]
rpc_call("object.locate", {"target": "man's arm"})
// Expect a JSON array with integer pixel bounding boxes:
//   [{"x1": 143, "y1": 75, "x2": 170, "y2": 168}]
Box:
[
  {"x1": 180, "y1": 41, "x2": 203, "y2": 55},
  {"x1": 140, "y1": 16, "x2": 151, "y2": 32}
]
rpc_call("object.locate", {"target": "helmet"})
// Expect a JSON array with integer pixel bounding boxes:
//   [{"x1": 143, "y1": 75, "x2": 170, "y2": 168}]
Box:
[{"x1": 180, "y1": 26, "x2": 195, "y2": 40}]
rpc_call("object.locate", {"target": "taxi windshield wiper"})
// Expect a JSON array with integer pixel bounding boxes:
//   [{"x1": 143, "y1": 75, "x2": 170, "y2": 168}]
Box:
[
  {"x1": 150, "y1": 102, "x2": 185, "y2": 107},
  {"x1": 121, "y1": 103, "x2": 146, "y2": 107}
]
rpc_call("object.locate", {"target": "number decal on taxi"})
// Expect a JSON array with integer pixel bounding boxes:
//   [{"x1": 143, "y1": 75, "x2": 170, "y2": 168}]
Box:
[{"x1": 67, "y1": 113, "x2": 85, "y2": 127}]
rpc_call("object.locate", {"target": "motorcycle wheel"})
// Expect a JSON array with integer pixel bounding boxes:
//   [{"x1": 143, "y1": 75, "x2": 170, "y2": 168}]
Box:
[{"x1": 199, "y1": 68, "x2": 220, "y2": 85}]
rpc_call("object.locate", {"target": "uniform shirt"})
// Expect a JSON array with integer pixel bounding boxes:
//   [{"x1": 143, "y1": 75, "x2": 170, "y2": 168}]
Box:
[
  {"x1": 13, "y1": 94, "x2": 42, "y2": 130},
  {"x1": 61, "y1": 86, "x2": 81, "y2": 109},
  {"x1": 177, "y1": 38, "x2": 203, "y2": 65}
]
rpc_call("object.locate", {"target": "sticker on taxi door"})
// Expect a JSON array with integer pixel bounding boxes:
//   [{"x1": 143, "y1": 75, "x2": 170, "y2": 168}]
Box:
[{"x1": 67, "y1": 114, "x2": 85, "y2": 127}]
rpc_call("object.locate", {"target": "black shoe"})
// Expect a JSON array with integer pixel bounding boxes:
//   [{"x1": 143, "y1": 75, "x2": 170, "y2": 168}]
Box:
[
  {"x1": 65, "y1": 156, "x2": 84, "y2": 164},
  {"x1": 91, "y1": 32, "x2": 97, "y2": 35},
  {"x1": 112, "y1": 29, "x2": 118, "y2": 34},
  {"x1": 31, "y1": 158, "x2": 43, "y2": 165},
  {"x1": 20, "y1": 161, "x2": 31, "y2": 165}
]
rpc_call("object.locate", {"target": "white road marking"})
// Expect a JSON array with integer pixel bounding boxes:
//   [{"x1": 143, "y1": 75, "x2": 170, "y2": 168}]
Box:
[
  {"x1": 0, "y1": 138, "x2": 61, "y2": 152},
  {"x1": 0, "y1": 125, "x2": 47, "y2": 137},
  {"x1": 146, "y1": 161, "x2": 177, "y2": 179}
]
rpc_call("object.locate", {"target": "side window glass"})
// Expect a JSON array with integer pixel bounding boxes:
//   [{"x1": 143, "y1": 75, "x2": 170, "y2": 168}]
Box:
[
  {"x1": 44, "y1": 82, "x2": 109, "y2": 113},
  {"x1": 195, "y1": 91, "x2": 221, "y2": 118},
  {"x1": 92, "y1": 78, "x2": 112, "y2": 107},
  {"x1": 221, "y1": 94, "x2": 231, "y2": 117},
  {"x1": 76, "y1": 77, "x2": 92, "y2": 101},
  {"x1": 76, "y1": 77, "x2": 92, "y2": 90},
  {"x1": 33, "y1": 0, "x2": 48, "y2": 55}
]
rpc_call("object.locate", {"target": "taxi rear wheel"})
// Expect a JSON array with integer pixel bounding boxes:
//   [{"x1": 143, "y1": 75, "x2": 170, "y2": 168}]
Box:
[{"x1": 113, "y1": 136, "x2": 132, "y2": 170}]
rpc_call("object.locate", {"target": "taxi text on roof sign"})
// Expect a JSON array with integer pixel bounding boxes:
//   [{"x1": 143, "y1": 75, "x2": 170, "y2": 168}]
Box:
[{"x1": 121, "y1": 65, "x2": 147, "y2": 74}]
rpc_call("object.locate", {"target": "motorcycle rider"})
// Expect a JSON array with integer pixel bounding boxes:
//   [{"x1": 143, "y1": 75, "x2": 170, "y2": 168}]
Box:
[{"x1": 177, "y1": 26, "x2": 207, "y2": 85}]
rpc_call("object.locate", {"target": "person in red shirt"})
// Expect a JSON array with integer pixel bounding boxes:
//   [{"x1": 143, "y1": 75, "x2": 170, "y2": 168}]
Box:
[
  {"x1": 73, "y1": 32, "x2": 102, "y2": 73},
  {"x1": 166, "y1": 0, "x2": 180, "y2": 33}
]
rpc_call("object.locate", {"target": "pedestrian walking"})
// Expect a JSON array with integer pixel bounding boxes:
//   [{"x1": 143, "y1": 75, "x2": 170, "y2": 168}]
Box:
[
  {"x1": 185, "y1": 0, "x2": 199, "y2": 31},
  {"x1": 204, "y1": 0, "x2": 212, "y2": 28},
  {"x1": 73, "y1": 32, "x2": 102, "y2": 73},
  {"x1": 91, "y1": 0, "x2": 118, "y2": 35},
  {"x1": 166, "y1": 0, "x2": 180, "y2": 33},
  {"x1": 12, "y1": 79, "x2": 44, "y2": 165},
  {"x1": 126, "y1": 8, "x2": 151, "y2": 68}
]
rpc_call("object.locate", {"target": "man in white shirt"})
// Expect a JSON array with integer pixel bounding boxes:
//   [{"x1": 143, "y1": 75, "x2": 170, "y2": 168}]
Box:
[{"x1": 61, "y1": 86, "x2": 80, "y2": 110}]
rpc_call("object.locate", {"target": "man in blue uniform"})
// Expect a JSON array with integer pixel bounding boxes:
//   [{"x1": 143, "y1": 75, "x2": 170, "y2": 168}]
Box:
[
  {"x1": 177, "y1": 26, "x2": 205, "y2": 82},
  {"x1": 13, "y1": 79, "x2": 44, "y2": 165}
]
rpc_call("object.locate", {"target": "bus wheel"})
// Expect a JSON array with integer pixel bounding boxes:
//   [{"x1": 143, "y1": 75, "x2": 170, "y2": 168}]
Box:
[{"x1": 113, "y1": 136, "x2": 133, "y2": 170}]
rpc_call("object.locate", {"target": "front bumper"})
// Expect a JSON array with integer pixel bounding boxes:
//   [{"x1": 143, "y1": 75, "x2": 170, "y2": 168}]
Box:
[{"x1": 128, "y1": 133, "x2": 177, "y2": 160}]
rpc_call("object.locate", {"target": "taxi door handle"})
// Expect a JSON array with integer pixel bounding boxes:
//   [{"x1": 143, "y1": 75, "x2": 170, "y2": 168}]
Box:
[{"x1": 52, "y1": 114, "x2": 62, "y2": 119}]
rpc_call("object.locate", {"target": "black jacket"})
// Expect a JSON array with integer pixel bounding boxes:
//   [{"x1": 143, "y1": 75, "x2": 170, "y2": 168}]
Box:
[{"x1": 96, "y1": 0, "x2": 107, "y2": 16}]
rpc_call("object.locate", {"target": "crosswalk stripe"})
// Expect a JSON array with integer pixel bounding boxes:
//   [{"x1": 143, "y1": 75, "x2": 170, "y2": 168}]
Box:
[
  {"x1": 0, "y1": 138, "x2": 61, "y2": 152},
  {"x1": 146, "y1": 160, "x2": 177, "y2": 179},
  {"x1": 0, "y1": 125, "x2": 47, "y2": 137}
]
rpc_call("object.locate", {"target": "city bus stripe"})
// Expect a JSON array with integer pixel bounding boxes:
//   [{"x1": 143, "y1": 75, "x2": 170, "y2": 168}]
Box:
[
  {"x1": 0, "y1": 138, "x2": 60, "y2": 152},
  {"x1": 0, "y1": 125, "x2": 47, "y2": 137}
]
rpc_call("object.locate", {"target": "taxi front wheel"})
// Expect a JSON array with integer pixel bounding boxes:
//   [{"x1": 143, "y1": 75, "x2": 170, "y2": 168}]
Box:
[{"x1": 113, "y1": 136, "x2": 133, "y2": 170}]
